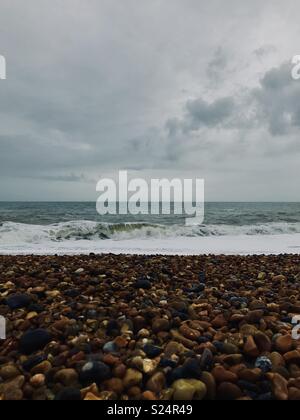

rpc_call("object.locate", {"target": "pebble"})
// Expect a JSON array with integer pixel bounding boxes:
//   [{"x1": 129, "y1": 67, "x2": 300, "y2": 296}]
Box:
[
  {"x1": 143, "y1": 344, "x2": 163, "y2": 359},
  {"x1": 1, "y1": 254, "x2": 300, "y2": 400},
  {"x1": 275, "y1": 335, "x2": 293, "y2": 354},
  {"x1": 80, "y1": 362, "x2": 111, "y2": 385},
  {"x1": 152, "y1": 318, "x2": 170, "y2": 333},
  {"x1": 135, "y1": 279, "x2": 152, "y2": 290},
  {"x1": 55, "y1": 388, "x2": 82, "y2": 401},
  {"x1": 267, "y1": 373, "x2": 289, "y2": 401},
  {"x1": 217, "y1": 382, "x2": 243, "y2": 400},
  {"x1": 6, "y1": 294, "x2": 32, "y2": 310},
  {"x1": 19, "y1": 329, "x2": 52, "y2": 355},
  {"x1": 54, "y1": 369, "x2": 79, "y2": 386},
  {"x1": 30, "y1": 374, "x2": 46, "y2": 388},
  {"x1": 146, "y1": 372, "x2": 166, "y2": 393},
  {"x1": 172, "y1": 379, "x2": 207, "y2": 400},
  {"x1": 212, "y1": 366, "x2": 238, "y2": 383},
  {"x1": 255, "y1": 357, "x2": 273, "y2": 373},
  {"x1": 103, "y1": 341, "x2": 119, "y2": 354},
  {"x1": 123, "y1": 369, "x2": 143, "y2": 388},
  {"x1": 0, "y1": 365, "x2": 20, "y2": 380}
]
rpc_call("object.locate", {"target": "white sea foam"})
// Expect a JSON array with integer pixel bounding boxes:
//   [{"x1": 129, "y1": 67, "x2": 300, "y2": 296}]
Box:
[{"x1": 1, "y1": 220, "x2": 300, "y2": 255}]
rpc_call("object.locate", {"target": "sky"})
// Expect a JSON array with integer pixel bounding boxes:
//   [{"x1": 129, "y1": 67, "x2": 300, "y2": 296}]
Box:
[{"x1": 0, "y1": 0, "x2": 300, "y2": 201}]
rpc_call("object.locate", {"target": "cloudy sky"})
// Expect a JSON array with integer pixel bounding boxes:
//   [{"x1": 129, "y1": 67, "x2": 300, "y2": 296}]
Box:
[{"x1": 0, "y1": 0, "x2": 300, "y2": 201}]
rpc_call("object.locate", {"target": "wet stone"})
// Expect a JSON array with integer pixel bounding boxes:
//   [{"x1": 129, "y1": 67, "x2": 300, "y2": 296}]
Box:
[
  {"x1": 19, "y1": 329, "x2": 52, "y2": 355},
  {"x1": 6, "y1": 294, "x2": 32, "y2": 310},
  {"x1": 80, "y1": 362, "x2": 111, "y2": 385}
]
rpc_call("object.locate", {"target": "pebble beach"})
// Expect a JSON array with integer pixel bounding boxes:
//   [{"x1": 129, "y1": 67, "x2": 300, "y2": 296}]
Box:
[{"x1": 1, "y1": 253, "x2": 300, "y2": 401}]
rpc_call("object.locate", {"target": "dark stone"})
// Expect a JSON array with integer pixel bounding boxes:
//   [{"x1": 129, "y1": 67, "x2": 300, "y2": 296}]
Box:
[
  {"x1": 22, "y1": 355, "x2": 47, "y2": 371},
  {"x1": 197, "y1": 337, "x2": 209, "y2": 344},
  {"x1": 255, "y1": 356, "x2": 272, "y2": 373},
  {"x1": 257, "y1": 392, "x2": 273, "y2": 401},
  {"x1": 171, "y1": 310, "x2": 189, "y2": 321},
  {"x1": 199, "y1": 272, "x2": 206, "y2": 284},
  {"x1": 238, "y1": 380, "x2": 260, "y2": 394},
  {"x1": 106, "y1": 320, "x2": 120, "y2": 336},
  {"x1": 135, "y1": 279, "x2": 152, "y2": 290},
  {"x1": 182, "y1": 359, "x2": 202, "y2": 379},
  {"x1": 6, "y1": 294, "x2": 32, "y2": 310},
  {"x1": 200, "y1": 348, "x2": 214, "y2": 371},
  {"x1": 64, "y1": 289, "x2": 80, "y2": 298},
  {"x1": 168, "y1": 359, "x2": 202, "y2": 384},
  {"x1": 55, "y1": 388, "x2": 82, "y2": 401},
  {"x1": 103, "y1": 341, "x2": 118, "y2": 353},
  {"x1": 159, "y1": 358, "x2": 178, "y2": 369},
  {"x1": 143, "y1": 344, "x2": 163, "y2": 358},
  {"x1": 28, "y1": 303, "x2": 45, "y2": 313},
  {"x1": 80, "y1": 361, "x2": 111, "y2": 385},
  {"x1": 19, "y1": 329, "x2": 52, "y2": 355}
]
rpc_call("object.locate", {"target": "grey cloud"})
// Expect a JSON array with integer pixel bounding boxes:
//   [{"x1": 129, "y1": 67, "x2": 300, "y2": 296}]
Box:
[
  {"x1": 0, "y1": 0, "x2": 300, "y2": 200},
  {"x1": 253, "y1": 62, "x2": 300, "y2": 135}
]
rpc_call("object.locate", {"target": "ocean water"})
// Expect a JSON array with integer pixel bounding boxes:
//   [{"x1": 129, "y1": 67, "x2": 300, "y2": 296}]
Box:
[{"x1": 1, "y1": 202, "x2": 300, "y2": 255}]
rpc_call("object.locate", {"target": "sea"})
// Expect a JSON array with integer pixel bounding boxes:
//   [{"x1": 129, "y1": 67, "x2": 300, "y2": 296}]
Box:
[{"x1": 1, "y1": 202, "x2": 300, "y2": 255}]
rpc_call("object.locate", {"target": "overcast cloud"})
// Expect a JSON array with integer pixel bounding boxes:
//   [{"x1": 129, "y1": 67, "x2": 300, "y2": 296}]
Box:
[{"x1": 0, "y1": 0, "x2": 300, "y2": 201}]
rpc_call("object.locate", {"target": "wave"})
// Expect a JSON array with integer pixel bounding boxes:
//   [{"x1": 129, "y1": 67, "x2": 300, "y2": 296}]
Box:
[{"x1": 1, "y1": 220, "x2": 300, "y2": 245}]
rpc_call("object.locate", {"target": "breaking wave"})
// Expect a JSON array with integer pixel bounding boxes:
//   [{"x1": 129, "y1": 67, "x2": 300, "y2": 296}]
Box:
[{"x1": 1, "y1": 220, "x2": 300, "y2": 245}]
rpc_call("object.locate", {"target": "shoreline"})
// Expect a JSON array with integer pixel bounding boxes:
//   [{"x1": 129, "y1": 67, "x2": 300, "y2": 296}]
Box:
[
  {"x1": 1, "y1": 254, "x2": 300, "y2": 400},
  {"x1": 2, "y1": 233, "x2": 300, "y2": 256}
]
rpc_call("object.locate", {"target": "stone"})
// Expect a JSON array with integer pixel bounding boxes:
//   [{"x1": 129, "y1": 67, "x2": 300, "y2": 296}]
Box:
[
  {"x1": 200, "y1": 349, "x2": 214, "y2": 371},
  {"x1": 201, "y1": 372, "x2": 216, "y2": 400},
  {"x1": 244, "y1": 336, "x2": 259, "y2": 358},
  {"x1": 212, "y1": 366, "x2": 238, "y2": 383},
  {"x1": 103, "y1": 341, "x2": 119, "y2": 354},
  {"x1": 105, "y1": 378, "x2": 124, "y2": 395},
  {"x1": 146, "y1": 372, "x2": 166, "y2": 393},
  {"x1": 288, "y1": 387, "x2": 300, "y2": 400},
  {"x1": 80, "y1": 362, "x2": 111, "y2": 385},
  {"x1": 267, "y1": 373, "x2": 288, "y2": 401},
  {"x1": 19, "y1": 329, "x2": 52, "y2": 355},
  {"x1": 54, "y1": 369, "x2": 79, "y2": 386},
  {"x1": 217, "y1": 382, "x2": 243, "y2": 400},
  {"x1": 6, "y1": 293, "x2": 32, "y2": 310},
  {"x1": 143, "y1": 344, "x2": 163, "y2": 358},
  {"x1": 135, "y1": 279, "x2": 152, "y2": 290},
  {"x1": 179, "y1": 324, "x2": 201, "y2": 341},
  {"x1": 152, "y1": 318, "x2": 170, "y2": 333},
  {"x1": 31, "y1": 361, "x2": 52, "y2": 375},
  {"x1": 245, "y1": 310, "x2": 264, "y2": 324},
  {"x1": 254, "y1": 332, "x2": 272, "y2": 353},
  {"x1": 283, "y1": 351, "x2": 300, "y2": 364},
  {"x1": 238, "y1": 368, "x2": 262, "y2": 382},
  {"x1": 255, "y1": 357, "x2": 272, "y2": 373},
  {"x1": 55, "y1": 388, "x2": 82, "y2": 401},
  {"x1": 172, "y1": 379, "x2": 207, "y2": 400},
  {"x1": 275, "y1": 335, "x2": 293, "y2": 354},
  {"x1": 257, "y1": 272, "x2": 266, "y2": 280},
  {"x1": 212, "y1": 315, "x2": 227, "y2": 329},
  {"x1": 142, "y1": 391, "x2": 157, "y2": 400},
  {"x1": 30, "y1": 374, "x2": 46, "y2": 388},
  {"x1": 123, "y1": 369, "x2": 143, "y2": 388},
  {"x1": 0, "y1": 365, "x2": 20, "y2": 380},
  {"x1": 0, "y1": 375, "x2": 25, "y2": 399},
  {"x1": 143, "y1": 359, "x2": 159, "y2": 374},
  {"x1": 272, "y1": 275, "x2": 286, "y2": 282}
]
